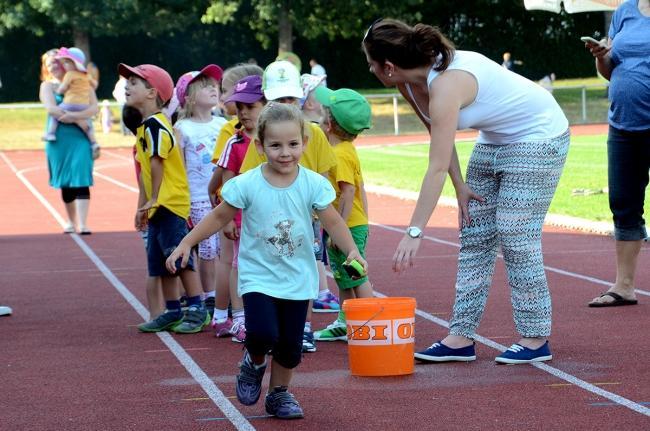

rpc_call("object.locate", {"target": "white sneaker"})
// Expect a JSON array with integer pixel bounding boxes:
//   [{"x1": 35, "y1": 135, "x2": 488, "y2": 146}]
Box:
[
  {"x1": 0, "y1": 305, "x2": 13, "y2": 316},
  {"x1": 63, "y1": 223, "x2": 75, "y2": 234}
]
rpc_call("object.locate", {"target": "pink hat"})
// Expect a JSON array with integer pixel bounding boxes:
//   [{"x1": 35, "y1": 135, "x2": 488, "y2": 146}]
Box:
[
  {"x1": 118, "y1": 63, "x2": 174, "y2": 104},
  {"x1": 56, "y1": 47, "x2": 86, "y2": 72},
  {"x1": 175, "y1": 64, "x2": 224, "y2": 108}
]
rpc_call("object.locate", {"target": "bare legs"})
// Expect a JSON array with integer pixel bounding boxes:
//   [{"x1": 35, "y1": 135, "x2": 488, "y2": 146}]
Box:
[{"x1": 590, "y1": 239, "x2": 641, "y2": 304}]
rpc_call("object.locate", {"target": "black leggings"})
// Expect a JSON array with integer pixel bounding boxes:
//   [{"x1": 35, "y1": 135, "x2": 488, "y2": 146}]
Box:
[
  {"x1": 61, "y1": 187, "x2": 90, "y2": 203},
  {"x1": 243, "y1": 292, "x2": 309, "y2": 369}
]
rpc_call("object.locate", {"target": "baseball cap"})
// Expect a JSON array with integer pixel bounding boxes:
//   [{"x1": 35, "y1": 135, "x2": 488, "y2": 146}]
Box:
[
  {"x1": 262, "y1": 60, "x2": 303, "y2": 101},
  {"x1": 175, "y1": 64, "x2": 224, "y2": 108},
  {"x1": 56, "y1": 47, "x2": 86, "y2": 72},
  {"x1": 315, "y1": 87, "x2": 372, "y2": 135},
  {"x1": 118, "y1": 63, "x2": 174, "y2": 104},
  {"x1": 225, "y1": 75, "x2": 264, "y2": 104},
  {"x1": 300, "y1": 73, "x2": 327, "y2": 107}
]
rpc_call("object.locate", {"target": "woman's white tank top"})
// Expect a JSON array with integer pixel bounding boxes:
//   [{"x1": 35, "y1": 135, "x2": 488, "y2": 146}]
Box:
[{"x1": 407, "y1": 50, "x2": 568, "y2": 144}]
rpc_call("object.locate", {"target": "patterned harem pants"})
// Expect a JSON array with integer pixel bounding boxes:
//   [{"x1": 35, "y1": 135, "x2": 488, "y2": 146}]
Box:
[{"x1": 449, "y1": 130, "x2": 570, "y2": 338}]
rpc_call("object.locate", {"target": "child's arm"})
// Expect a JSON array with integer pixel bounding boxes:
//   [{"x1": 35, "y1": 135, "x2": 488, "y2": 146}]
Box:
[
  {"x1": 166, "y1": 201, "x2": 239, "y2": 273},
  {"x1": 207, "y1": 166, "x2": 224, "y2": 208},
  {"x1": 56, "y1": 82, "x2": 69, "y2": 95},
  {"x1": 134, "y1": 171, "x2": 148, "y2": 231},
  {"x1": 317, "y1": 205, "x2": 368, "y2": 273},
  {"x1": 220, "y1": 169, "x2": 239, "y2": 240},
  {"x1": 174, "y1": 129, "x2": 187, "y2": 168},
  {"x1": 337, "y1": 182, "x2": 356, "y2": 223},
  {"x1": 360, "y1": 181, "x2": 369, "y2": 216},
  {"x1": 138, "y1": 155, "x2": 163, "y2": 213},
  {"x1": 58, "y1": 89, "x2": 99, "y2": 123}
]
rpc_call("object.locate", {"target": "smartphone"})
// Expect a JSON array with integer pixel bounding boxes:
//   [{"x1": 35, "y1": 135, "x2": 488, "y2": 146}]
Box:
[{"x1": 581, "y1": 36, "x2": 605, "y2": 47}]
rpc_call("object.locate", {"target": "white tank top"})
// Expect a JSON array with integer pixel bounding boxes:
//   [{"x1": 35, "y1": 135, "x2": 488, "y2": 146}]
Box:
[{"x1": 407, "y1": 50, "x2": 568, "y2": 144}]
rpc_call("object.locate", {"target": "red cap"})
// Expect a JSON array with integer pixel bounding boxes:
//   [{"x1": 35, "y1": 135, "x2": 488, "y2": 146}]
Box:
[{"x1": 118, "y1": 63, "x2": 174, "y2": 104}]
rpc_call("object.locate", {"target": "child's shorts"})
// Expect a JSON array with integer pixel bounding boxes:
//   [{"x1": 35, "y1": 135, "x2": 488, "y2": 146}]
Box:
[
  {"x1": 327, "y1": 224, "x2": 369, "y2": 290},
  {"x1": 190, "y1": 200, "x2": 220, "y2": 260},
  {"x1": 147, "y1": 206, "x2": 195, "y2": 277}
]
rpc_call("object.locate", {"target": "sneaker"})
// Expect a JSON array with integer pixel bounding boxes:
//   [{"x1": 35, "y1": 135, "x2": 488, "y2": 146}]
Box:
[
  {"x1": 137, "y1": 309, "x2": 183, "y2": 332},
  {"x1": 314, "y1": 319, "x2": 347, "y2": 341},
  {"x1": 63, "y1": 223, "x2": 75, "y2": 234},
  {"x1": 495, "y1": 341, "x2": 552, "y2": 364},
  {"x1": 231, "y1": 319, "x2": 246, "y2": 343},
  {"x1": 414, "y1": 341, "x2": 476, "y2": 362},
  {"x1": 302, "y1": 331, "x2": 316, "y2": 353},
  {"x1": 265, "y1": 386, "x2": 304, "y2": 419},
  {"x1": 236, "y1": 351, "x2": 266, "y2": 406},
  {"x1": 312, "y1": 292, "x2": 340, "y2": 313},
  {"x1": 213, "y1": 318, "x2": 233, "y2": 338},
  {"x1": 204, "y1": 296, "x2": 215, "y2": 318},
  {"x1": 171, "y1": 305, "x2": 208, "y2": 334},
  {"x1": 0, "y1": 305, "x2": 12, "y2": 316}
]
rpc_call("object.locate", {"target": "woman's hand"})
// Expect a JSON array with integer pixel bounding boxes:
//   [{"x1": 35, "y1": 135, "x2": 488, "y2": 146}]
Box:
[
  {"x1": 223, "y1": 220, "x2": 239, "y2": 240},
  {"x1": 455, "y1": 182, "x2": 485, "y2": 229},
  {"x1": 585, "y1": 40, "x2": 611, "y2": 59},
  {"x1": 392, "y1": 235, "x2": 422, "y2": 273},
  {"x1": 165, "y1": 243, "x2": 192, "y2": 274}
]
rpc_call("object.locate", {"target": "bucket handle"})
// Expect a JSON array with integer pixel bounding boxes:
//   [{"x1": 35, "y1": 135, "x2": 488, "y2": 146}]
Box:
[{"x1": 347, "y1": 306, "x2": 385, "y2": 339}]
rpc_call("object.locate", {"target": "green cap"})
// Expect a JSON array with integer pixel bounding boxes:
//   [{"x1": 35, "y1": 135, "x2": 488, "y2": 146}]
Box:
[{"x1": 314, "y1": 87, "x2": 372, "y2": 135}]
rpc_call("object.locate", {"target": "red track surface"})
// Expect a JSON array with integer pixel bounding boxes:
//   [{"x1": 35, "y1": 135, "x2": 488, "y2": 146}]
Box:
[{"x1": 2, "y1": 126, "x2": 649, "y2": 430}]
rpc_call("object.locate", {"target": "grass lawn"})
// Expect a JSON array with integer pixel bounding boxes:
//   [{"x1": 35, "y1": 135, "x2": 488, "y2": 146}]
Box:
[{"x1": 358, "y1": 134, "x2": 650, "y2": 222}]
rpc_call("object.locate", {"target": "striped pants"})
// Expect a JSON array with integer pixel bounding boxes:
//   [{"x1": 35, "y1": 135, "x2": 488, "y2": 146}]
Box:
[{"x1": 449, "y1": 130, "x2": 570, "y2": 338}]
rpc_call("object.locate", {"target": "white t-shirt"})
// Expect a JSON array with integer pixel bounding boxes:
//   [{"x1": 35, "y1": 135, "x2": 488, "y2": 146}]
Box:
[
  {"x1": 221, "y1": 165, "x2": 335, "y2": 300},
  {"x1": 409, "y1": 51, "x2": 568, "y2": 144},
  {"x1": 175, "y1": 116, "x2": 227, "y2": 202}
]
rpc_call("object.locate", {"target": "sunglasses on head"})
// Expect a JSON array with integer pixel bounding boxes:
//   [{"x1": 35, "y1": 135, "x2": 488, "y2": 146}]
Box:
[{"x1": 363, "y1": 18, "x2": 384, "y2": 43}]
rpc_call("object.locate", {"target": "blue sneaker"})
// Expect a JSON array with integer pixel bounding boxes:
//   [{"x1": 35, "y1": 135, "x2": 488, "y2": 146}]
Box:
[
  {"x1": 414, "y1": 341, "x2": 476, "y2": 362},
  {"x1": 236, "y1": 351, "x2": 266, "y2": 406},
  {"x1": 495, "y1": 341, "x2": 552, "y2": 364},
  {"x1": 265, "y1": 386, "x2": 304, "y2": 419}
]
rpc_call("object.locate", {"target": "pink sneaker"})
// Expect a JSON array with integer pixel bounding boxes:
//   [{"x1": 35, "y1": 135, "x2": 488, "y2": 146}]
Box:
[
  {"x1": 231, "y1": 319, "x2": 246, "y2": 343},
  {"x1": 213, "y1": 318, "x2": 233, "y2": 338}
]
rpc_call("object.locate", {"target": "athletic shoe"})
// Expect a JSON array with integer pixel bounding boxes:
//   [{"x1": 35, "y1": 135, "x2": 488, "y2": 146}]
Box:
[
  {"x1": 171, "y1": 305, "x2": 208, "y2": 334},
  {"x1": 236, "y1": 351, "x2": 266, "y2": 406},
  {"x1": 204, "y1": 296, "x2": 215, "y2": 318},
  {"x1": 137, "y1": 309, "x2": 183, "y2": 332},
  {"x1": 314, "y1": 319, "x2": 347, "y2": 341},
  {"x1": 495, "y1": 341, "x2": 552, "y2": 364},
  {"x1": 312, "y1": 292, "x2": 340, "y2": 313},
  {"x1": 213, "y1": 318, "x2": 233, "y2": 338},
  {"x1": 302, "y1": 331, "x2": 316, "y2": 353},
  {"x1": 414, "y1": 341, "x2": 476, "y2": 362},
  {"x1": 265, "y1": 386, "x2": 304, "y2": 419},
  {"x1": 0, "y1": 305, "x2": 13, "y2": 316},
  {"x1": 63, "y1": 223, "x2": 75, "y2": 234},
  {"x1": 231, "y1": 319, "x2": 246, "y2": 343}
]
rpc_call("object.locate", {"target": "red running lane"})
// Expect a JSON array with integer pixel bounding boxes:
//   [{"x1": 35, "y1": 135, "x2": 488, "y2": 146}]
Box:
[{"x1": 1, "y1": 145, "x2": 648, "y2": 431}]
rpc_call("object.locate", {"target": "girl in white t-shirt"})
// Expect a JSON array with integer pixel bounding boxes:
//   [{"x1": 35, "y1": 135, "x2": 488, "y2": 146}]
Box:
[
  {"x1": 174, "y1": 65, "x2": 227, "y2": 317},
  {"x1": 166, "y1": 103, "x2": 366, "y2": 419}
]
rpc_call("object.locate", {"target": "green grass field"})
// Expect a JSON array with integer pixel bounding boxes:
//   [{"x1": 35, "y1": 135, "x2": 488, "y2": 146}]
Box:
[{"x1": 358, "y1": 135, "x2": 650, "y2": 222}]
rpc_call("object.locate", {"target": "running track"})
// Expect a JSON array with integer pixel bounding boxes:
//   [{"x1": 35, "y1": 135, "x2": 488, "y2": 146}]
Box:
[{"x1": 1, "y1": 128, "x2": 649, "y2": 430}]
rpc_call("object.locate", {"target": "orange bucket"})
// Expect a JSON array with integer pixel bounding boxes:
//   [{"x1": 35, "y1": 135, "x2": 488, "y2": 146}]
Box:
[{"x1": 342, "y1": 297, "x2": 416, "y2": 376}]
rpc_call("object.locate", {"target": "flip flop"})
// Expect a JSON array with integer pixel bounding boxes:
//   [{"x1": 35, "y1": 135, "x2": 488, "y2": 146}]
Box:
[{"x1": 588, "y1": 291, "x2": 638, "y2": 307}]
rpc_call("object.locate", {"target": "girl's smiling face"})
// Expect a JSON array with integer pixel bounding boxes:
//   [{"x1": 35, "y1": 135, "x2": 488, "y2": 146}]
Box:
[{"x1": 257, "y1": 120, "x2": 305, "y2": 177}]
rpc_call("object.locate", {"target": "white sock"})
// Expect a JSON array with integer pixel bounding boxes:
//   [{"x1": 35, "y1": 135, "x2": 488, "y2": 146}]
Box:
[
  {"x1": 304, "y1": 321, "x2": 312, "y2": 332},
  {"x1": 203, "y1": 290, "x2": 216, "y2": 300},
  {"x1": 318, "y1": 289, "x2": 331, "y2": 300},
  {"x1": 212, "y1": 308, "x2": 228, "y2": 323}
]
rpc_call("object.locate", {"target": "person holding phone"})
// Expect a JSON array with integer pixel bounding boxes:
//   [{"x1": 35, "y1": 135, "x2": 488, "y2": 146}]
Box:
[{"x1": 585, "y1": 0, "x2": 650, "y2": 308}]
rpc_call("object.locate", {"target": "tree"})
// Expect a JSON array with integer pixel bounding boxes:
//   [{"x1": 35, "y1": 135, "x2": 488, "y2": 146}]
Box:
[{"x1": 0, "y1": 0, "x2": 207, "y2": 60}]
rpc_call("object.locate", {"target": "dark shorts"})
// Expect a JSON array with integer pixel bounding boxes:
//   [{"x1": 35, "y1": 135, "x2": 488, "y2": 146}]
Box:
[
  {"x1": 243, "y1": 292, "x2": 308, "y2": 369},
  {"x1": 607, "y1": 125, "x2": 650, "y2": 241},
  {"x1": 147, "y1": 206, "x2": 195, "y2": 277}
]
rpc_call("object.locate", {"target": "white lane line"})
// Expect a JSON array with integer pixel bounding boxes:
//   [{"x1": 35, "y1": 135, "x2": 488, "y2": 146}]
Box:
[
  {"x1": 373, "y1": 291, "x2": 650, "y2": 417},
  {"x1": 94, "y1": 171, "x2": 139, "y2": 193},
  {"x1": 372, "y1": 222, "x2": 650, "y2": 297},
  {"x1": 54, "y1": 161, "x2": 650, "y2": 417},
  {"x1": 0, "y1": 151, "x2": 255, "y2": 431}
]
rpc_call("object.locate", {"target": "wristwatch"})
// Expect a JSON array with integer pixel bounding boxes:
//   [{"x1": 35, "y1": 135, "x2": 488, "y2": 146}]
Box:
[{"x1": 406, "y1": 226, "x2": 423, "y2": 239}]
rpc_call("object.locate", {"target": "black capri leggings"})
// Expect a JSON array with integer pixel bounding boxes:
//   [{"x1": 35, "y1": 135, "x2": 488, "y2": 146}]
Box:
[
  {"x1": 61, "y1": 187, "x2": 90, "y2": 203},
  {"x1": 243, "y1": 292, "x2": 309, "y2": 369}
]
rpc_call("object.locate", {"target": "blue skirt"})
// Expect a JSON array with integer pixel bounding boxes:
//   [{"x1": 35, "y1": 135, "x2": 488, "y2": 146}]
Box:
[{"x1": 45, "y1": 122, "x2": 94, "y2": 189}]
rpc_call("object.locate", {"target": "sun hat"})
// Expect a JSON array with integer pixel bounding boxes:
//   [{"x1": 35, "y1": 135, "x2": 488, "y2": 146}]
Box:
[
  {"x1": 56, "y1": 47, "x2": 87, "y2": 72},
  {"x1": 315, "y1": 87, "x2": 372, "y2": 135},
  {"x1": 225, "y1": 75, "x2": 264, "y2": 104},
  {"x1": 262, "y1": 60, "x2": 303, "y2": 101},
  {"x1": 118, "y1": 63, "x2": 174, "y2": 104},
  {"x1": 300, "y1": 73, "x2": 327, "y2": 107},
  {"x1": 175, "y1": 64, "x2": 224, "y2": 108}
]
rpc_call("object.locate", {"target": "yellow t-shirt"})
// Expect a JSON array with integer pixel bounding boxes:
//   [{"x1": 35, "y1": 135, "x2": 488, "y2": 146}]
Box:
[
  {"x1": 239, "y1": 122, "x2": 336, "y2": 174},
  {"x1": 211, "y1": 118, "x2": 239, "y2": 163},
  {"x1": 61, "y1": 70, "x2": 92, "y2": 105},
  {"x1": 329, "y1": 140, "x2": 368, "y2": 228},
  {"x1": 135, "y1": 112, "x2": 190, "y2": 219}
]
